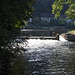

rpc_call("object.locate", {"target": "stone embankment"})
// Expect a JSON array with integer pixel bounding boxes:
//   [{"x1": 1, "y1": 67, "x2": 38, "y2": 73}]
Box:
[{"x1": 61, "y1": 33, "x2": 75, "y2": 42}]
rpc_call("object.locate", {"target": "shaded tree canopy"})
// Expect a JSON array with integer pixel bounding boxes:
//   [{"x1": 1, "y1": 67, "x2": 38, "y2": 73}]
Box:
[
  {"x1": 0, "y1": 0, "x2": 35, "y2": 42},
  {"x1": 52, "y1": 0, "x2": 75, "y2": 20},
  {"x1": 33, "y1": 0, "x2": 55, "y2": 16},
  {"x1": 0, "y1": 1, "x2": 35, "y2": 74}
]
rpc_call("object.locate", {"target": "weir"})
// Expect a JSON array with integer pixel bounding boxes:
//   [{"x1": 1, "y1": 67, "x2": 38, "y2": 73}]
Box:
[
  {"x1": 21, "y1": 29, "x2": 68, "y2": 36},
  {"x1": 14, "y1": 29, "x2": 68, "y2": 40}
]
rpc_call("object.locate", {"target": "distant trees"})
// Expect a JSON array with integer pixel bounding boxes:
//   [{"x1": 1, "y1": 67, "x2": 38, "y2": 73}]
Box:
[
  {"x1": 32, "y1": 17, "x2": 41, "y2": 26},
  {"x1": 33, "y1": 0, "x2": 69, "y2": 17},
  {"x1": 33, "y1": 0, "x2": 55, "y2": 16},
  {"x1": 49, "y1": 18, "x2": 67, "y2": 27},
  {"x1": 52, "y1": 0, "x2": 75, "y2": 20},
  {"x1": 28, "y1": 17, "x2": 69, "y2": 28}
]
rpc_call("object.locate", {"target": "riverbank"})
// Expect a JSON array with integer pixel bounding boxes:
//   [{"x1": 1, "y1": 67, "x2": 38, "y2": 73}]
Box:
[{"x1": 61, "y1": 31, "x2": 75, "y2": 42}]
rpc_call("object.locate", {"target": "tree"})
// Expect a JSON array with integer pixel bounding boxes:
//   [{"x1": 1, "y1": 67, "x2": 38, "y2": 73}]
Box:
[
  {"x1": 32, "y1": 17, "x2": 41, "y2": 26},
  {"x1": 52, "y1": 0, "x2": 75, "y2": 20},
  {"x1": 0, "y1": 0, "x2": 35, "y2": 43},
  {"x1": 0, "y1": 0, "x2": 35, "y2": 74},
  {"x1": 33, "y1": 0, "x2": 55, "y2": 16}
]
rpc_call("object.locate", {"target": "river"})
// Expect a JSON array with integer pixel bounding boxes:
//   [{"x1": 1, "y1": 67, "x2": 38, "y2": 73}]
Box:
[{"x1": 21, "y1": 36, "x2": 75, "y2": 75}]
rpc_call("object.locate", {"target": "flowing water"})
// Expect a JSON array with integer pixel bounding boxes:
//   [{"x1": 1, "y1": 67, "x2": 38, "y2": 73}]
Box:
[{"x1": 22, "y1": 36, "x2": 75, "y2": 75}]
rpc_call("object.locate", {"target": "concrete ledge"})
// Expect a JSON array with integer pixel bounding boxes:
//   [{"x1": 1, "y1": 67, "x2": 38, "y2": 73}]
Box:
[{"x1": 14, "y1": 36, "x2": 58, "y2": 40}]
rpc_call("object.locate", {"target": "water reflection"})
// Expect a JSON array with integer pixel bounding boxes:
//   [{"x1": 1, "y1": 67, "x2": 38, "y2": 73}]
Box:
[{"x1": 23, "y1": 39, "x2": 75, "y2": 75}]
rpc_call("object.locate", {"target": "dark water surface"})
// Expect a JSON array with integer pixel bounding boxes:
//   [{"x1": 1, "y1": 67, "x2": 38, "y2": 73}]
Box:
[{"x1": 23, "y1": 37, "x2": 75, "y2": 75}]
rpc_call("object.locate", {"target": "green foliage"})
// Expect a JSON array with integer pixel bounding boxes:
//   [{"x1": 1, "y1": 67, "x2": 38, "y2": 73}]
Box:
[
  {"x1": 49, "y1": 18, "x2": 58, "y2": 26},
  {"x1": 49, "y1": 18, "x2": 67, "y2": 27},
  {"x1": 0, "y1": 0, "x2": 34, "y2": 75},
  {"x1": 40, "y1": 20, "x2": 49, "y2": 26},
  {"x1": 0, "y1": 0, "x2": 35, "y2": 42},
  {"x1": 58, "y1": 17, "x2": 66, "y2": 24},
  {"x1": 30, "y1": 17, "x2": 50, "y2": 27},
  {"x1": 52, "y1": 0, "x2": 66, "y2": 18},
  {"x1": 65, "y1": 4, "x2": 75, "y2": 20},
  {"x1": 52, "y1": 0, "x2": 75, "y2": 20},
  {"x1": 27, "y1": 17, "x2": 68, "y2": 28},
  {"x1": 32, "y1": 17, "x2": 41, "y2": 26},
  {"x1": 23, "y1": 20, "x2": 28, "y2": 27}
]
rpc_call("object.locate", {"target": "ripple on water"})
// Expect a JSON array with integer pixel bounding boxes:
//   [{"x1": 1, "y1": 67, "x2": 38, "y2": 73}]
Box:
[{"x1": 23, "y1": 39, "x2": 75, "y2": 75}]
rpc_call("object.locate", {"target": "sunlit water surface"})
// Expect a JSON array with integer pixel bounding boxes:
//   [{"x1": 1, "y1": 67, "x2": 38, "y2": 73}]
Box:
[{"x1": 22, "y1": 36, "x2": 75, "y2": 75}]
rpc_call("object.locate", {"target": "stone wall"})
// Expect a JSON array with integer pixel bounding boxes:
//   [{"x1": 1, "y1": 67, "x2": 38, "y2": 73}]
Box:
[{"x1": 61, "y1": 33, "x2": 75, "y2": 41}]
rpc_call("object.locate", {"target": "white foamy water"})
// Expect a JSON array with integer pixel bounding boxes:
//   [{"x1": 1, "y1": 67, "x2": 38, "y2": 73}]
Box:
[
  {"x1": 26, "y1": 39, "x2": 59, "y2": 53},
  {"x1": 27, "y1": 39, "x2": 58, "y2": 47},
  {"x1": 59, "y1": 35, "x2": 67, "y2": 41},
  {"x1": 23, "y1": 39, "x2": 75, "y2": 75}
]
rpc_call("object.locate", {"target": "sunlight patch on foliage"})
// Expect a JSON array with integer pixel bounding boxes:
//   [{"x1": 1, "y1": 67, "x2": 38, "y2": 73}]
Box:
[{"x1": 52, "y1": 0, "x2": 75, "y2": 20}]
